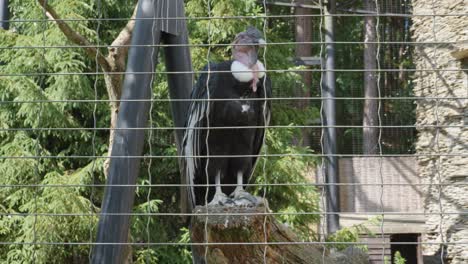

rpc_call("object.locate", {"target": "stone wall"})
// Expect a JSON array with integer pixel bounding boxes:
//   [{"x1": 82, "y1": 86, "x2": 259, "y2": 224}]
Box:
[{"x1": 411, "y1": 0, "x2": 467, "y2": 263}]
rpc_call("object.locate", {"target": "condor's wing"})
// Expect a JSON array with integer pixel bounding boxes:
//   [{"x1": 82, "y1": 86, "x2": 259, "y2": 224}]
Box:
[
  {"x1": 248, "y1": 77, "x2": 272, "y2": 183},
  {"x1": 182, "y1": 63, "x2": 217, "y2": 209}
]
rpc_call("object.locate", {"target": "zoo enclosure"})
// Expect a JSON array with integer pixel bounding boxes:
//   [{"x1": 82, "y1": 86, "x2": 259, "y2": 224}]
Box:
[{"x1": 0, "y1": 0, "x2": 466, "y2": 263}]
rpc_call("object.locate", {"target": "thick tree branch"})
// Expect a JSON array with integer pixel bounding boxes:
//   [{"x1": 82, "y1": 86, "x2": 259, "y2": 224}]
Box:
[
  {"x1": 37, "y1": 0, "x2": 111, "y2": 72},
  {"x1": 101, "y1": 4, "x2": 138, "y2": 180},
  {"x1": 108, "y1": 6, "x2": 138, "y2": 73},
  {"x1": 103, "y1": 4, "x2": 138, "y2": 106}
]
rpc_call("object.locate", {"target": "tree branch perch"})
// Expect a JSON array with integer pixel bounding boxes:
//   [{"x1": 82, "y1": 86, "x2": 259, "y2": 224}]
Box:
[
  {"x1": 191, "y1": 203, "x2": 335, "y2": 264},
  {"x1": 190, "y1": 203, "x2": 369, "y2": 263}
]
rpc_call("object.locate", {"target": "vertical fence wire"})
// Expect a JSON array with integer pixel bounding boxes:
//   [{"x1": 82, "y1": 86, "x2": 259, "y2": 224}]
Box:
[
  {"x1": 145, "y1": 3, "x2": 157, "y2": 262},
  {"x1": 88, "y1": 0, "x2": 102, "y2": 262},
  {"x1": 203, "y1": 0, "x2": 212, "y2": 262},
  {"x1": 431, "y1": 0, "x2": 446, "y2": 263},
  {"x1": 32, "y1": 1, "x2": 48, "y2": 262},
  {"x1": 260, "y1": 1, "x2": 269, "y2": 263},
  {"x1": 374, "y1": 0, "x2": 386, "y2": 262},
  {"x1": 318, "y1": 0, "x2": 327, "y2": 263}
]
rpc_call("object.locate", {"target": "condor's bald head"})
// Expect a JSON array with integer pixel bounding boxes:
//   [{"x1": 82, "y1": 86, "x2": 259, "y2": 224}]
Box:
[{"x1": 232, "y1": 27, "x2": 266, "y2": 68}]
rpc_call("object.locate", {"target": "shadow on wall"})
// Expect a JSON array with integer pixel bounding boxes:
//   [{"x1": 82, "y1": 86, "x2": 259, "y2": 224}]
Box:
[{"x1": 415, "y1": 45, "x2": 468, "y2": 264}]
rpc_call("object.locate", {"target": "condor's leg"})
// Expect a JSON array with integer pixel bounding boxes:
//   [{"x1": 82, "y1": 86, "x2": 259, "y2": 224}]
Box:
[{"x1": 207, "y1": 170, "x2": 233, "y2": 206}]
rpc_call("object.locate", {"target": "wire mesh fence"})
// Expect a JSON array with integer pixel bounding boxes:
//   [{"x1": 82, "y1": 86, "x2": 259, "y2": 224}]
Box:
[{"x1": 0, "y1": 0, "x2": 467, "y2": 263}]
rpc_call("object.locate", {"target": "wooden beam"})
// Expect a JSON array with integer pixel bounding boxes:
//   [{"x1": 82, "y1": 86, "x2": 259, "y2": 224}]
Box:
[
  {"x1": 290, "y1": 56, "x2": 322, "y2": 66},
  {"x1": 261, "y1": 0, "x2": 321, "y2": 9}
]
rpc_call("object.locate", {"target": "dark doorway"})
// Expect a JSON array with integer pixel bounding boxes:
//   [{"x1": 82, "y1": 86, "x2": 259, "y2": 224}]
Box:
[{"x1": 391, "y1": 234, "x2": 420, "y2": 264}]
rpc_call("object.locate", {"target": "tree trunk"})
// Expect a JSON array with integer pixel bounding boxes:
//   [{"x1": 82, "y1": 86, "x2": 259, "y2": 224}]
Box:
[
  {"x1": 362, "y1": 0, "x2": 379, "y2": 154},
  {"x1": 103, "y1": 104, "x2": 119, "y2": 178},
  {"x1": 190, "y1": 204, "x2": 334, "y2": 264},
  {"x1": 294, "y1": 0, "x2": 313, "y2": 147},
  {"x1": 295, "y1": 0, "x2": 313, "y2": 109},
  {"x1": 102, "y1": 73, "x2": 122, "y2": 178}
]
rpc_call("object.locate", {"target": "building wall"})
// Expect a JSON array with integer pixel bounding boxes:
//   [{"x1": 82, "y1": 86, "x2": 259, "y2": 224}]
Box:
[
  {"x1": 339, "y1": 157, "x2": 423, "y2": 213},
  {"x1": 411, "y1": 0, "x2": 467, "y2": 263}
]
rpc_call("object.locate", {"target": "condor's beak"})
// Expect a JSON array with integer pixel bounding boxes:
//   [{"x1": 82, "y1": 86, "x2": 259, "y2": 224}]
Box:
[{"x1": 257, "y1": 38, "x2": 266, "y2": 47}]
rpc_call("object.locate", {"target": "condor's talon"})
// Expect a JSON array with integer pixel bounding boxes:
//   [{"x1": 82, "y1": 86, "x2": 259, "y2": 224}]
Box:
[
  {"x1": 207, "y1": 192, "x2": 234, "y2": 207},
  {"x1": 231, "y1": 189, "x2": 263, "y2": 207}
]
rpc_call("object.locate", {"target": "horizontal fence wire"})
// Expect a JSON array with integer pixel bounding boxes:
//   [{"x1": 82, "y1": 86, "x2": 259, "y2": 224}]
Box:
[
  {"x1": 1, "y1": 241, "x2": 465, "y2": 246},
  {"x1": 1, "y1": 0, "x2": 467, "y2": 263},
  {"x1": 1, "y1": 154, "x2": 468, "y2": 159},
  {"x1": 3, "y1": 12, "x2": 468, "y2": 23},
  {"x1": 0, "y1": 211, "x2": 466, "y2": 216},
  {"x1": 0, "y1": 125, "x2": 466, "y2": 131},
  {"x1": 1, "y1": 183, "x2": 466, "y2": 188},
  {"x1": 2, "y1": 69, "x2": 467, "y2": 77},
  {"x1": 0, "y1": 96, "x2": 467, "y2": 103},
  {"x1": 1, "y1": 41, "x2": 465, "y2": 50}
]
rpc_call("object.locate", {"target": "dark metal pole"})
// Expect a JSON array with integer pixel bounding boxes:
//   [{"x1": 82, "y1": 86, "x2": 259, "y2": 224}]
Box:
[
  {"x1": 164, "y1": 29, "x2": 193, "y2": 213},
  {"x1": 92, "y1": 1, "x2": 161, "y2": 263},
  {"x1": 323, "y1": 0, "x2": 340, "y2": 234},
  {"x1": 92, "y1": 0, "x2": 192, "y2": 262},
  {"x1": 161, "y1": 0, "x2": 193, "y2": 216},
  {"x1": 0, "y1": 0, "x2": 9, "y2": 30},
  {"x1": 164, "y1": 31, "x2": 193, "y2": 149}
]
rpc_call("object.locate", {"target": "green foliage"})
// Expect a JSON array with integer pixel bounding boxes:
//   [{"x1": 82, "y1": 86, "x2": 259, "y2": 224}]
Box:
[
  {"x1": 326, "y1": 216, "x2": 381, "y2": 251},
  {"x1": 393, "y1": 251, "x2": 406, "y2": 264},
  {"x1": 133, "y1": 228, "x2": 192, "y2": 264},
  {"x1": 253, "y1": 104, "x2": 320, "y2": 237}
]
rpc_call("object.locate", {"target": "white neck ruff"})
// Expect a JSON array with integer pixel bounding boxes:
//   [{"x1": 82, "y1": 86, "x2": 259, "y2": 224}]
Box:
[{"x1": 231, "y1": 60, "x2": 265, "y2": 83}]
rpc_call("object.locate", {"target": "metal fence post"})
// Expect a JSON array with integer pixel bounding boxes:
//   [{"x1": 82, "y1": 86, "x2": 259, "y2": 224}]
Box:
[
  {"x1": 0, "y1": 0, "x2": 9, "y2": 30},
  {"x1": 323, "y1": 0, "x2": 340, "y2": 235}
]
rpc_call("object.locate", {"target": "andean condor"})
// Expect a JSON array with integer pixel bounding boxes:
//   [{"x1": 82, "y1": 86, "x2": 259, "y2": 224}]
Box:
[{"x1": 183, "y1": 27, "x2": 272, "y2": 207}]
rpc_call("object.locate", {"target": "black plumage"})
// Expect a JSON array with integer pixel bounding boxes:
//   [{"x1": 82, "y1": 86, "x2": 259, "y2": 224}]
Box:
[
  {"x1": 183, "y1": 28, "x2": 271, "y2": 207},
  {"x1": 183, "y1": 60, "x2": 271, "y2": 207}
]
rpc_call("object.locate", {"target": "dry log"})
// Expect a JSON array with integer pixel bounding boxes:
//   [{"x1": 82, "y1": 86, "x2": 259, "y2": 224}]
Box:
[{"x1": 190, "y1": 201, "x2": 334, "y2": 264}]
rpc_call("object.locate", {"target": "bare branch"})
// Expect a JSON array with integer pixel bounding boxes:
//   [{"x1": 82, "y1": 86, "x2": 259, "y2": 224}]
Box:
[
  {"x1": 37, "y1": 0, "x2": 110, "y2": 72},
  {"x1": 102, "y1": 4, "x2": 139, "y2": 106},
  {"x1": 109, "y1": 5, "x2": 138, "y2": 71}
]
